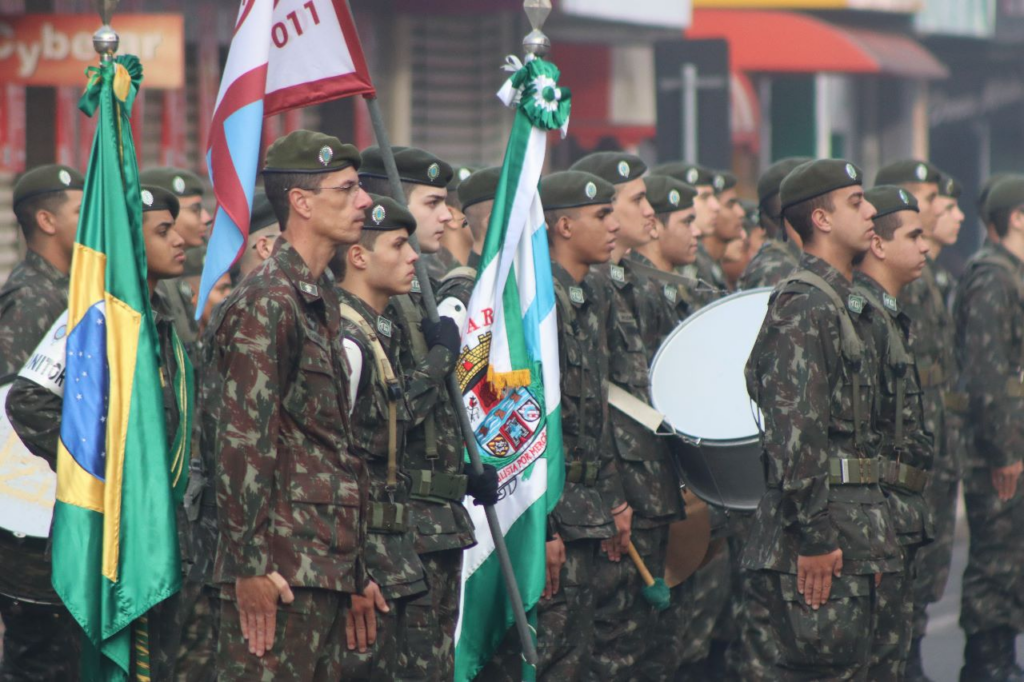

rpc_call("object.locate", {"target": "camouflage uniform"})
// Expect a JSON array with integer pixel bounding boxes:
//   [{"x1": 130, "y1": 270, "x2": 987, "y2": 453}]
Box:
[
  {"x1": 388, "y1": 277, "x2": 476, "y2": 682},
  {"x1": 854, "y1": 272, "x2": 935, "y2": 680},
  {"x1": 743, "y1": 254, "x2": 902, "y2": 681},
  {"x1": 209, "y1": 240, "x2": 369, "y2": 681},
  {"x1": 5, "y1": 288, "x2": 191, "y2": 682},
  {"x1": 421, "y1": 247, "x2": 459, "y2": 281},
  {"x1": 737, "y1": 237, "x2": 801, "y2": 291},
  {"x1": 0, "y1": 249, "x2": 79, "y2": 681},
  {"x1": 627, "y1": 252, "x2": 701, "y2": 322},
  {"x1": 155, "y1": 274, "x2": 200, "y2": 359},
  {"x1": 680, "y1": 243, "x2": 728, "y2": 306},
  {"x1": 587, "y1": 260, "x2": 683, "y2": 681},
  {"x1": 953, "y1": 243, "x2": 1024, "y2": 663},
  {"x1": 906, "y1": 258, "x2": 965, "y2": 651}
]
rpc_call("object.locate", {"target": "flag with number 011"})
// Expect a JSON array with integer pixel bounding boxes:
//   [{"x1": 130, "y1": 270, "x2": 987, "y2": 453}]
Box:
[{"x1": 197, "y1": 0, "x2": 374, "y2": 317}]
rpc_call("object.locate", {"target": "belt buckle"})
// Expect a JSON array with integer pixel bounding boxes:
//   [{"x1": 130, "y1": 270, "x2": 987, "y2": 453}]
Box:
[{"x1": 841, "y1": 458, "x2": 851, "y2": 484}]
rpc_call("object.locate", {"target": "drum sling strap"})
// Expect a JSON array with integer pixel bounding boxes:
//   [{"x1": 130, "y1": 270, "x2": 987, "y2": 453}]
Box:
[
  {"x1": 553, "y1": 283, "x2": 599, "y2": 486},
  {"x1": 782, "y1": 272, "x2": 877, "y2": 486},
  {"x1": 970, "y1": 254, "x2": 1024, "y2": 398},
  {"x1": 440, "y1": 266, "x2": 478, "y2": 284},
  {"x1": 339, "y1": 303, "x2": 405, "y2": 532},
  {"x1": 393, "y1": 294, "x2": 439, "y2": 461},
  {"x1": 628, "y1": 259, "x2": 700, "y2": 304}
]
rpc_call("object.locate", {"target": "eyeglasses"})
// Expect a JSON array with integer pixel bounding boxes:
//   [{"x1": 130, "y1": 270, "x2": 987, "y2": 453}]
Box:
[{"x1": 319, "y1": 182, "x2": 362, "y2": 196}]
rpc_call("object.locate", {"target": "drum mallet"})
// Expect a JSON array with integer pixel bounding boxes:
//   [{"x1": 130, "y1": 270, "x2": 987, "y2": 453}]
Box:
[{"x1": 627, "y1": 542, "x2": 671, "y2": 611}]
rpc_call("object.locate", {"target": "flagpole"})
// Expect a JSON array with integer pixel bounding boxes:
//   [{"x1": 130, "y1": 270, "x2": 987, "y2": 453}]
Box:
[{"x1": 354, "y1": 2, "x2": 546, "y2": 667}]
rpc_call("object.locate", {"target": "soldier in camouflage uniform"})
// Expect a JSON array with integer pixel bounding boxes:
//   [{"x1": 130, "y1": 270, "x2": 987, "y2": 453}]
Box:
[
  {"x1": 953, "y1": 176, "x2": 1024, "y2": 682},
  {"x1": 536, "y1": 170, "x2": 625, "y2": 680},
  {"x1": 7, "y1": 186, "x2": 195, "y2": 681},
  {"x1": 422, "y1": 165, "x2": 475, "y2": 279},
  {"x1": 0, "y1": 164, "x2": 83, "y2": 681},
  {"x1": 567, "y1": 153, "x2": 683, "y2": 680},
  {"x1": 704, "y1": 170, "x2": 746, "y2": 289},
  {"x1": 652, "y1": 162, "x2": 728, "y2": 302},
  {"x1": 737, "y1": 157, "x2": 809, "y2": 291},
  {"x1": 140, "y1": 168, "x2": 211, "y2": 356},
  {"x1": 854, "y1": 185, "x2": 936, "y2": 680},
  {"x1": 360, "y1": 147, "x2": 499, "y2": 681},
  {"x1": 336, "y1": 195, "x2": 437, "y2": 676},
  {"x1": 744, "y1": 159, "x2": 903, "y2": 681},
  {"x1": 207, "y1": 131, "x2": 382, "y2": 681},
  {"x1": 870, "y1": 161, "x2": 958, "y2": 680}
]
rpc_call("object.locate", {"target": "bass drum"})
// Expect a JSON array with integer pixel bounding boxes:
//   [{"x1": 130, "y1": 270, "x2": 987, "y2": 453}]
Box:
[{"x1": 650, "y1": 288, "x2": 771, "y2": 511}]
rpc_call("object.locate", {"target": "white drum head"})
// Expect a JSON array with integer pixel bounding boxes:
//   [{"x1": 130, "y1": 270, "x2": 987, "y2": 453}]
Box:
[
  {"x1": 650, "y1": 288, "x2": 771, "y2": 442},
  {"x1": 0, "y1": 382, "x2": 56, "y2": 538}
]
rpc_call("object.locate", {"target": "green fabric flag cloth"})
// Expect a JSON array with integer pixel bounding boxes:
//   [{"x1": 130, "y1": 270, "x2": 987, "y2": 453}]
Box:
[{"x1": 52, "y1": 55, "x2": 184, "y2": 681}]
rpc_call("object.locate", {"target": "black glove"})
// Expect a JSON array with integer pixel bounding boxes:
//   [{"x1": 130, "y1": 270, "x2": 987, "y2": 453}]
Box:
[
  {"x1": 465, "y1": 463, "x2": 500, "y2": 507},
  {"x1": 422, "y1": 316, "x2": 461, "y2": 356}
]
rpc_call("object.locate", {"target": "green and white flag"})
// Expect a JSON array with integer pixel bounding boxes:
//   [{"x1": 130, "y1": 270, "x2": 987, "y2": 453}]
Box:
[{"x1": 453, "y1": 55, "x2": 570, "y2": 681}]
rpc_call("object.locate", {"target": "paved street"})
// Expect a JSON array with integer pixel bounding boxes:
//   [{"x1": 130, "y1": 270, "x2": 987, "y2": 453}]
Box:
[{"x1": 921, "y1": 489, "x2": 1023, "y2": 681}]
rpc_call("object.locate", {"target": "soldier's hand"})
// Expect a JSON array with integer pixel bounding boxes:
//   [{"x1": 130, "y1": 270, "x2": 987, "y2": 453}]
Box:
[
  {"x1": 796, "y1": 549, "x2": 843, "y2": 610},
  {"x1": 347, "y1": 581, "x2": 389, "y2": 653},
  {"x1": 422, "y1": 316, "x2": 462, "y2": 356},
  {"x1": 465, "y1": 462, "x2": 500, "y2": 506},
  {"x1": 601, "y1": 504, "x2": 632, "y2": 562},
  {"x1": 235, "y1": 575, "x2": 285, "y2": 657},
  {"x1": 544, "y1": 534, "x2": 566, "y2": 599},
  {"x1": 991, "y1": 461, "x2": 1023, "y2": 501}
]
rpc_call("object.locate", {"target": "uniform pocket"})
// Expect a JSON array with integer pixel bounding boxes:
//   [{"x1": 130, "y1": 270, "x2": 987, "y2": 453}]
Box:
[
  {"x1": 286, "y1": 473, "x2": 361, "y2": 556},
  {"x1": 829, "y1": 496, "x2": 893, "y2": 563},
  {"x1": 775, "y1": 573, "x2": 872, "y2": 668}
]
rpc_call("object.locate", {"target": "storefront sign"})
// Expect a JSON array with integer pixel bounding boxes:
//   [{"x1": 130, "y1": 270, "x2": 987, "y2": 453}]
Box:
[{"x1": 0, "y1": 14, "x2": 184, "y2": 88}]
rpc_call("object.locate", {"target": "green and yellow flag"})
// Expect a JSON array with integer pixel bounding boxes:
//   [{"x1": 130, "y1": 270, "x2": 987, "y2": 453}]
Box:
[{"x1": 52, "y1": 55, "x2": 183, "y2": 681}]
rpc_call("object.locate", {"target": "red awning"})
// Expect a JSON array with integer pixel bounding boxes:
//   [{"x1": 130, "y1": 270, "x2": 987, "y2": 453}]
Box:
[{"x1": 686, "y1": 10, "x2": 948, "y2": 79}]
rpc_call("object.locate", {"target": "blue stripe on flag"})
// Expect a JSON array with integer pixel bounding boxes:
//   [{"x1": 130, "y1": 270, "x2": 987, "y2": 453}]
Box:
[{"x1": 521, "y1": 224, "x2": 555, "y2": 362}]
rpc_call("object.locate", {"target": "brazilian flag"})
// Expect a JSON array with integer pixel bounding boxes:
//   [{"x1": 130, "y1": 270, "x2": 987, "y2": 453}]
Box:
[{"x1": 52, "y1": 55, "x2": 187, "y2": 680}]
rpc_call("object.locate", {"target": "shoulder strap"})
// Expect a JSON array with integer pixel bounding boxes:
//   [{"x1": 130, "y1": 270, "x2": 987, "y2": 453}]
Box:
[
  {"x1": 857, "y1": 287, "x2": 911, "y2": 449},
  {"x1": 440, "y1": 266, "x2": 477, "y2": 284},
  {"x1": 340, "y1": 303, "x2": 400, "y2": 492},
  {"x1": 392, "y1": 294, "x2": 438, "y2": 461},
  {"x1": 783, "y1": 270, "x2": 867, "y2": 448}
]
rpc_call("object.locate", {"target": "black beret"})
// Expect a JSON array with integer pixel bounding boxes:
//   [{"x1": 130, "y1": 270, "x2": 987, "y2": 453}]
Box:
[
  {"x1": 540, "y1": 171, "x2": 615, "y2": 210},
  {"x1": 780, "y1": 159, "x2": 864, "y2": 214},
  {"x1": 139, "y1": 167, "x2": 205, "y2": 197},
  {"x1": 364, "y1": 194, "x2": 416, "y2": 234},
  {"x1": 359, "y1": 146, "x2": 452, "y2": 188},
  {"x1": 458, "y1": 167, "x2": 501, "y2": 210},
  {"x1": 449, "y1": 165, "x2": 477, "y2": 191},
  {"x1": 757, "y1": 157, "x2": 812, "y2": 205},
  {"x1": 250, "y1": 189, "x2": 278, "y2": 233},
  {"x1": 570, "y1": 152, "x2": 647, "y2": 186},
  {"x1": 874, "y1": 159, "x2": 942, "y2": 187},
  {"x1": 978, "y1": 173, "x2": 1014, "y2": 214},
  {"x1": 714, "y1": 171, "x2": 737, "y2": 193},
  {"x1": 938, "y1": 175, "x2": 961, "y2": 199},
  {"x1": 652, "y1": 162, "x2": 716, "y2": 188},
  {"x1": 984, "y1": 176, "x2": 1024, "y2": 219},
  {"x1": 140, "y1": 185, "x2": 180, "y2": 220},
  {"x1": 13, "y1": 164, "x2": 85, "y2": 208},
  {"x1": 644, "y1": 175, "x2": 697, "y2": 213},
  {"x1": 865, "y1": 185, "x2": 919, "y2": 219},
  {"x1": 263, "y1": 130, "x2": 360, "y2": 175}
]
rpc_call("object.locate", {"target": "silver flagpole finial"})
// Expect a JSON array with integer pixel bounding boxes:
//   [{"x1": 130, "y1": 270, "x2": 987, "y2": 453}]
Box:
[
  {"x1": 93, "y1": 0, "x2": 120, "y2": 60},
  {"x1": 522, "y1": 0, "x2": 551, "y2": 57}
]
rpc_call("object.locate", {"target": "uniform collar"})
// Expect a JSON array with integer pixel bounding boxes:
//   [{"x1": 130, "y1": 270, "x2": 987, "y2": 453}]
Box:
[
  {"x1": 338, "y1": 287, "x2": 398, "y2": 347},
  {"x1": 271, "y1": 239, "x2": 329, "y2": 304},
  {"x1": 799, "y1": 252, "x2": 860, "y2": 312},
  {"x1": 990, "y1": 241, "x2": 1024, "y2": 271},
  {"x1": 24, "y1": 249, "x2": 69, "y2": 286}
]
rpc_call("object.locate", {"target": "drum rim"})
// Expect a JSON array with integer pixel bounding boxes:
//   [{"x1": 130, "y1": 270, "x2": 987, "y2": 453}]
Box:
[{"x1": 649, "y1": 286, "x2": 772, "y2": 439}]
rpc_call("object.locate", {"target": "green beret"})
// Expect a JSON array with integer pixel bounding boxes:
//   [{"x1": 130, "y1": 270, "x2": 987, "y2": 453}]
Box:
[
  {"x1": 780, "y1": 159, "x2": 863, "y2": 214},
  {"x1": 449, "y1": 165, "x2": 478, "y2": 191},
  {"x1": 757, "y1": 157, "x2": 812, "y2": 205},
  {"x1": 263, "y1": 130, "x2": 360, "y2": 175},
  {"x1": 644, "y1": 175, "x2": 696, "y2": 213},
  {"x1": 713, "y1": 171, "x2": 737, "y2": 193},
  {"x1": 938, "y1": 175, "x2": 961, "y2": 199},
  {"x1": 570, "y1": 152, "x2": 646, "y2": 186},
  {"x1": 984, "y1": 176, "x2": 1024, "y2": 219},
  {"x1": 652, "y1": 162, "x2": 717, "y2": 188},
  {"x1": 540, "y1": 171, "x2": 615, "y2": 210},
  {"x1": 359, "y1": 146, "x2": 452, "y2": 188},
  {"x1": 250, "y1": 189, "x2": 278, "y2": 233},
  {"x1": 181, "y1": 244, "x2": 207, "y2": 277},
  {"x1": 865, "y1": 185, "x2": 919, "y2": 219},
  {"x1": 13, "y1": 164, "x2": 85, "y2": 208},
  {"x1": 978, "y1": 173, "x2": 1014, "y2": 214},
  {"x1": 874, "y1": 159, "x2": 942, "y2": 187},
  {"x1": 140, "y1": 185, "x2": 180, "y2": 220},
  {"x1": 458, "y1": 167, "x2": 501, "y2": 210},
  {"x1": 364, "y1": 194, "x2": 416, "y2": 234},
  {"x1": 139, "y1": 167, "x2": 205, "y2": 197}
]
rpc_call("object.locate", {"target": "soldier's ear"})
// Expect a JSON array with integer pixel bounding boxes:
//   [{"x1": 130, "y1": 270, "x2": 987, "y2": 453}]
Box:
[
  {"x1": 869, "y1": 232, "x2": 886, "y2": 261},
  {"x1": 289, "y1": 187, "x2": 314, "y2": 220},
  {"x1": 811, "y1": 206, "x2": 832, "y2": 235},
  {"x1": 33, "y1": 208, "x2": 59, "y2": 237},
  {"x1": 348, "y1": 244, "x2": 371, "y2": 271},
  {"x1": 555, "y1": 215, "x2": 573, "y2": 240}
]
